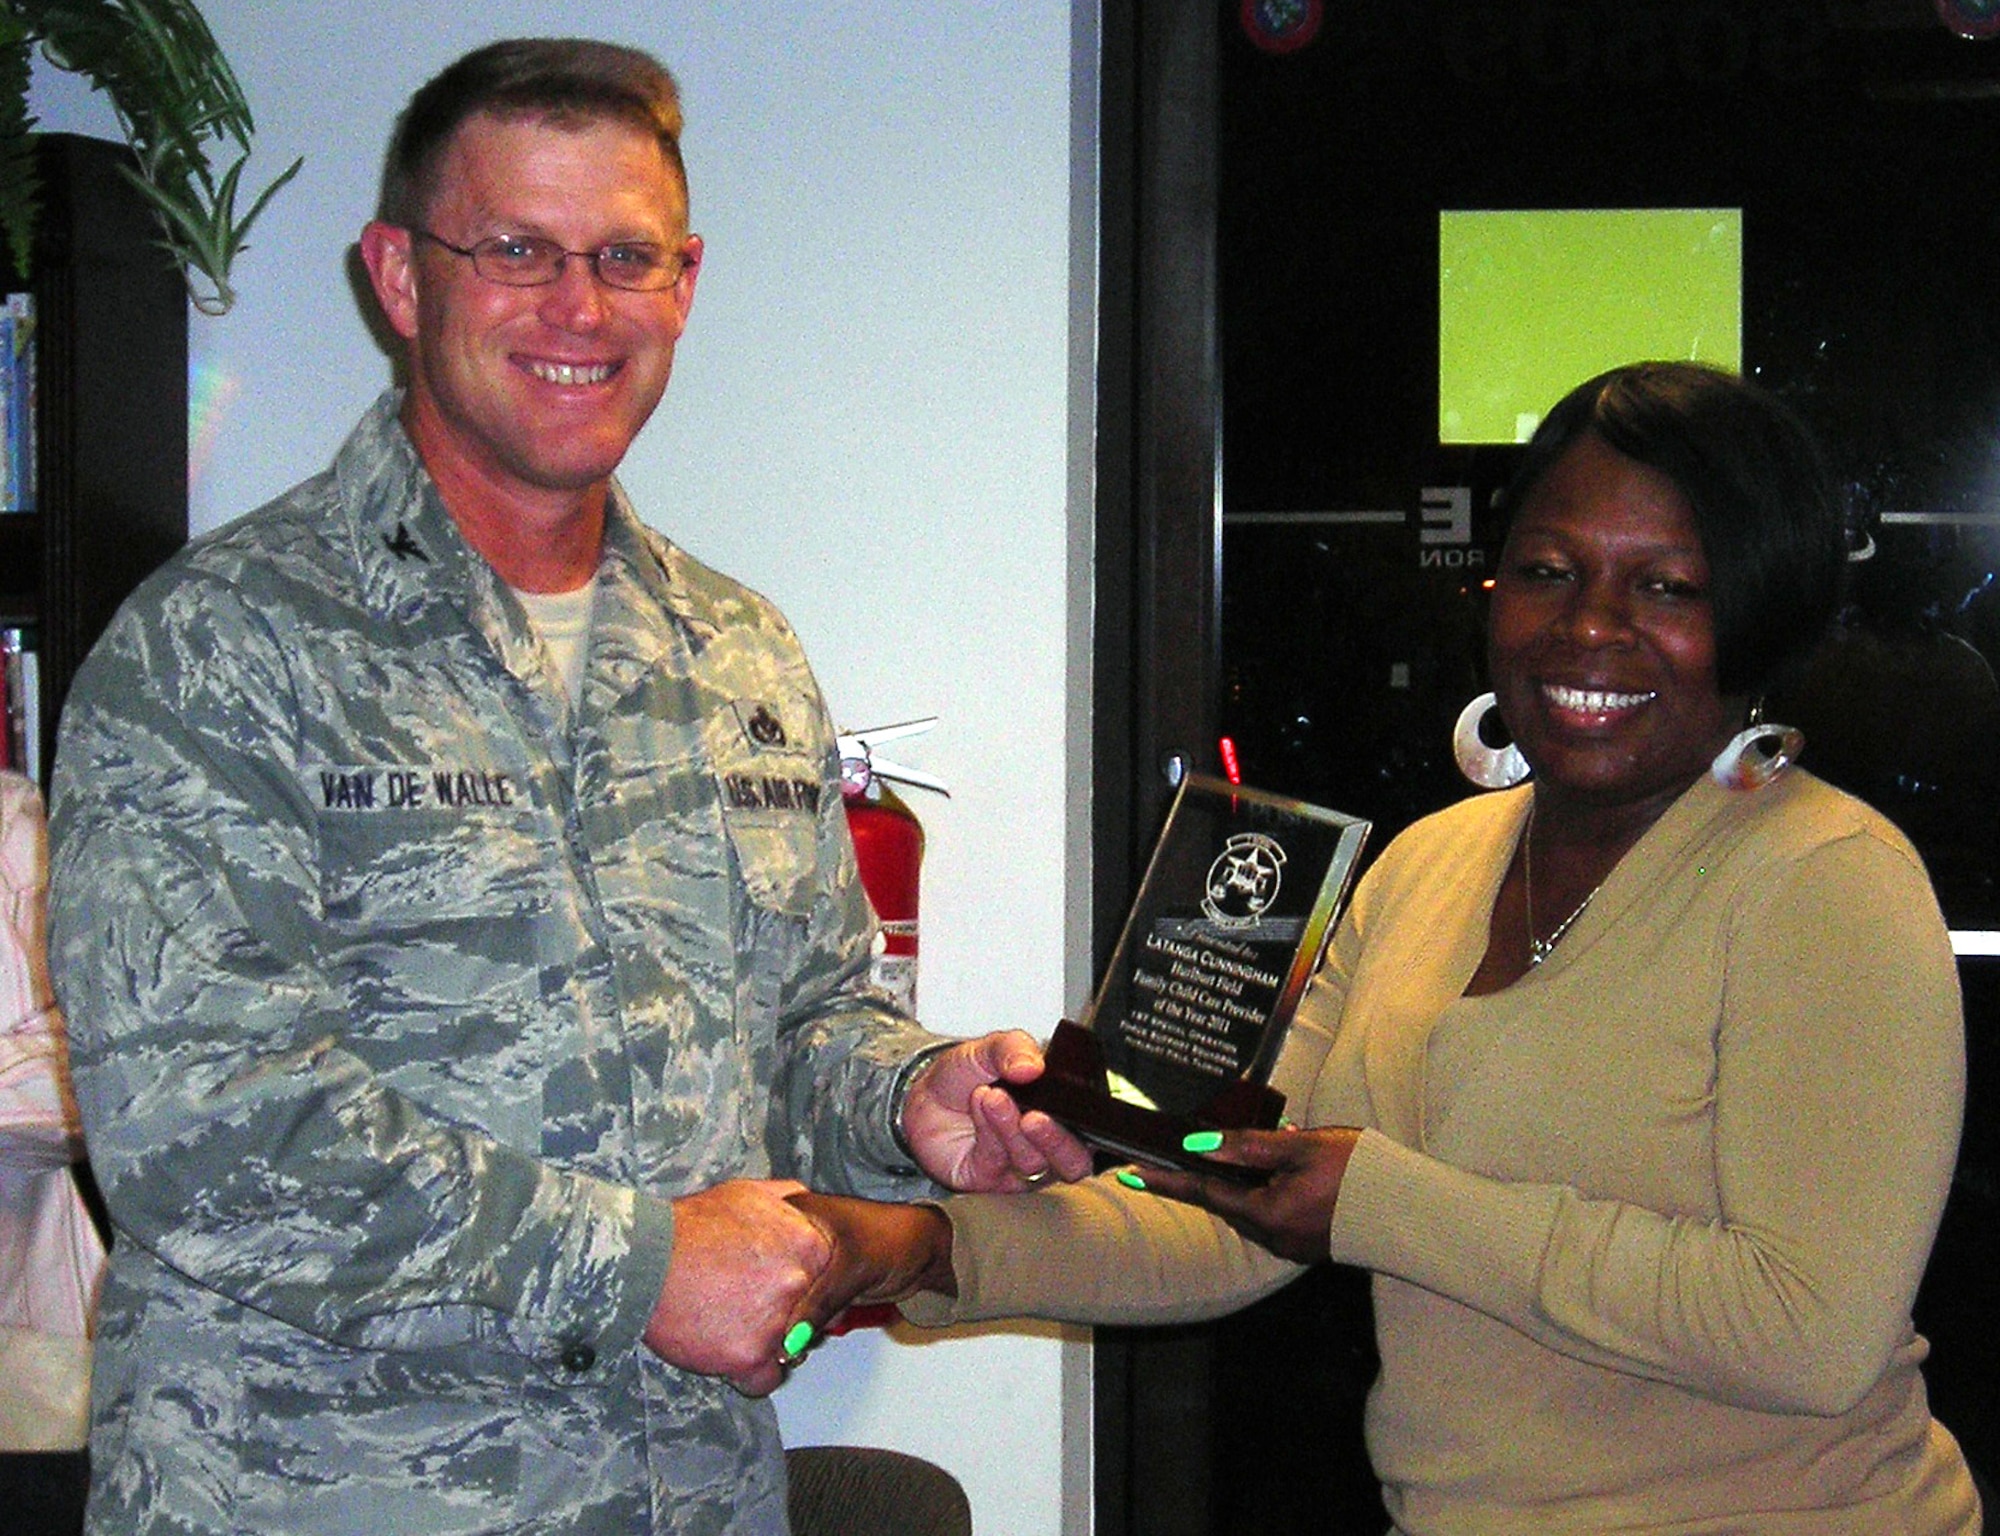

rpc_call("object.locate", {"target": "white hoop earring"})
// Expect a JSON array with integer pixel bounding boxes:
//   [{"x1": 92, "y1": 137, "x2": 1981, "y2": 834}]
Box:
[
  {"x1": 1710, "y1": 721, "x2": 1804, "y2": 791},
  {"x1": 1454, "y1": 693, "x2": 1530, "y2": 789}
]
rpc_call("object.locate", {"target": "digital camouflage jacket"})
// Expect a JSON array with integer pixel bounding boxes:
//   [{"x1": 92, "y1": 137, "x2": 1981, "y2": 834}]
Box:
[{"x1": 48, "y1": 393, "x2": 944, "y2": 1535}]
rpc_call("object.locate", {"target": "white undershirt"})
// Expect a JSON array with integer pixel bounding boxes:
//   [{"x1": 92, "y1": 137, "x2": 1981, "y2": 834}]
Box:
[{"x1": 512, "y1": 580, "x2": 597, "y2": 709}]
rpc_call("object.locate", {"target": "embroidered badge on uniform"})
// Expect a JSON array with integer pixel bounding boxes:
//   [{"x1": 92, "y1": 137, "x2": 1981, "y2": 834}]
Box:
[
  {"x1": 383, "y1": 522, "x2": 428, "y2": 562},
  {"x1": 309, "y1": 765, "x2": 519, "y2": 812},
  {"x1": 745, "y1": 704, "x2": 788, "y2": 747}
]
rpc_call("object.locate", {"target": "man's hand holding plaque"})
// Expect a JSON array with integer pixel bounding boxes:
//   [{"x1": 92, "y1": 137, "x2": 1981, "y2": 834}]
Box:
[{"x1": 1008, "y1": 775, "x2": 1368, "y2": 1181}]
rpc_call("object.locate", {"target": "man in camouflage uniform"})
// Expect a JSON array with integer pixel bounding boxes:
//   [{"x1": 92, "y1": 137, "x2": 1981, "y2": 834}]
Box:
[{"x1": 46, "y1": 38, "x2": 1087, "y2": 1536}]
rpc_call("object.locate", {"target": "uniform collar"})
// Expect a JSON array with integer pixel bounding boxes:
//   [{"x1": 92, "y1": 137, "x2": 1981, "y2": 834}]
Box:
[
  {"x1": 334, "y1": 390, "x2": 707, "y2": 694},
  {"x1": 338, "y1": 390, "x2": 490, "y2": 627}
]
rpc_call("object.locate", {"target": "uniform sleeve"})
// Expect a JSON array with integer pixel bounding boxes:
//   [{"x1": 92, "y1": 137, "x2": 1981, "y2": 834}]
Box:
[
  {"x1": 48, "y1": 577, "x2": 672, "y2": 1374},
  {"x1": 1327, "y1": 829, "x2": 1965, "y2": 1415},
  {"x1": 761, "y1": 723, "x2": 953, "y2": 1200}
]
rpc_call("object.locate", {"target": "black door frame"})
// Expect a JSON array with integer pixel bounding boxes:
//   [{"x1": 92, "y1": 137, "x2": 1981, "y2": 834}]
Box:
[{"x1": 1089, "y1": 1, "x2": 1225, "y2": 1532}]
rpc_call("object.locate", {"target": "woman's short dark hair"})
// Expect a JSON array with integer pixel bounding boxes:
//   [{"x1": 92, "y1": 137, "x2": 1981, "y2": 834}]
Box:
[
  {"x1": 1499, "y1": 361, "x2": 1847, "y2": 699},
  {"x1": 380, "y1": 38, "x2": 687, "y2": 230}
]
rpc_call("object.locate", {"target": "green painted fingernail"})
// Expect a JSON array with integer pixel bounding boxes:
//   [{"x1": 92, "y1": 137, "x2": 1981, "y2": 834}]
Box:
[
  {"x1": 783, "y1": 1321, "x2": 815, "y2": 1356},
  {"x1": 1182, "y1": 1130, "x2": 1224, "y2": 1154},
  {"x1": 1114, "y1": 1169, "x2": 1148, "y2": 1191}
]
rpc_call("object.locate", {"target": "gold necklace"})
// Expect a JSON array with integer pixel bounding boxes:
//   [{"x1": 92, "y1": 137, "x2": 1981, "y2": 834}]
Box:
[{"x1": 1522, "y1": 806, "x2": 1601, "y2": 967}]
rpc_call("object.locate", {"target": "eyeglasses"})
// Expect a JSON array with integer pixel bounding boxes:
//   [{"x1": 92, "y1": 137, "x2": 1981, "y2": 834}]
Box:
[{"x1": 413, "y1": 230, "x2": 691, "y2": 292}]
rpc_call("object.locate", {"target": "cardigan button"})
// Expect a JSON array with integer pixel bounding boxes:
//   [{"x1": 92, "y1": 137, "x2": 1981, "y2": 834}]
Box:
[{"x1": 559, "y1": 1340, "x2": 598, "y2": 1374}]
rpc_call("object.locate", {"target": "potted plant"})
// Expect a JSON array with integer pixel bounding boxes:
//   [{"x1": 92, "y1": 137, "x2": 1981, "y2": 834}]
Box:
[{"x1": 2, "y1": 0, "x2": 299, "y2": 314}]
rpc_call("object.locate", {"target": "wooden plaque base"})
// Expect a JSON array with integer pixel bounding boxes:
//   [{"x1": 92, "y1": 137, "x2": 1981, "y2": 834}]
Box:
[{"x1": 1006, "y1": 1020, "x2": 1284, "y2": 1184}]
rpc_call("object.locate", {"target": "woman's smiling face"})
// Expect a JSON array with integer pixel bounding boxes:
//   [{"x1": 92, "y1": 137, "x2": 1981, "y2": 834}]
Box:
[{"x1": 1488, "y1": 430, "x2": 1741, "y2": 820}]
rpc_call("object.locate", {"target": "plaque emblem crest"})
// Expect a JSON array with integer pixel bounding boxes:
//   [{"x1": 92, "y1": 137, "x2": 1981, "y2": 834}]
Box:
[{"x1": 1203, "y1": 832, "x2": 1287, "y2": 927}]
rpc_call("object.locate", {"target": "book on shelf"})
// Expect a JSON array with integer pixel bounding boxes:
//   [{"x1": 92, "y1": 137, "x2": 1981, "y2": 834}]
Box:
[
  {"x1": 2, "y1": 292, "x2": 35, "y2": 514},
  {"x1": 2, "y1": 627, "x2": 38, "y2": 783}
]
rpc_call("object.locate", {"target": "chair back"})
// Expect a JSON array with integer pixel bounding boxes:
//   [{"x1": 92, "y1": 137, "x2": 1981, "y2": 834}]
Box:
[{"x1": 785, "y1": 1445, "x2": 972, "y2": 1536}]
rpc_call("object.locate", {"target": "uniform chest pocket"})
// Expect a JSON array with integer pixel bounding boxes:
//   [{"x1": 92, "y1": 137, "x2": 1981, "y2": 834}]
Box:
[{"x1": 713, "y1": 748, "x2": 826, "y2": 918}]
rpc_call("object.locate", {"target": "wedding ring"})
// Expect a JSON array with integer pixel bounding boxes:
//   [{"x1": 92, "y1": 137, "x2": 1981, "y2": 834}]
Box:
[{"x1": 1023, "y1": 1169, "x2": 1052, "y2": 1187}]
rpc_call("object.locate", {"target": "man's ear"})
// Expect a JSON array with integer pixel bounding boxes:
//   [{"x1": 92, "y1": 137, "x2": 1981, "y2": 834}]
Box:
[
  {"x1": 358, "y1": 221, "x2": 420, "y2": 341},
  {"x1": 670, "y1": 233, "x2": 704, "y2": 328}
]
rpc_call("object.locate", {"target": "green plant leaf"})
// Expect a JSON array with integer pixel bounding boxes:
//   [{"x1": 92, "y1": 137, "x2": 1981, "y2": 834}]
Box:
[
  {"x1": 10, "y1": 0, "x2": 297, "y2": 311},
  {"x1": 0, "y1": 17, "x2": 39, "y2": 280}
]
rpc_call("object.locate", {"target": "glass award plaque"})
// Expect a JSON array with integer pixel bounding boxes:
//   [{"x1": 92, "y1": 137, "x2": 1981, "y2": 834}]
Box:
[{"x1": 1009, "y1": 774, "x2": 1369, "y2": 1179}]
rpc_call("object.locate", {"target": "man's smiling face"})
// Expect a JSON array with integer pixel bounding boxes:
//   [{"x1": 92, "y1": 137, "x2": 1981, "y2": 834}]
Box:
[{"x1": 389, "y1": 109, "x2": 699, "y2": 508}]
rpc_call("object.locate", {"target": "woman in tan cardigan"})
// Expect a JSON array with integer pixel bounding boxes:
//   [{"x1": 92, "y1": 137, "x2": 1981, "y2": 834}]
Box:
[{"x1": 810, "y1": 363, "x2": 1982, "y2": 1534}]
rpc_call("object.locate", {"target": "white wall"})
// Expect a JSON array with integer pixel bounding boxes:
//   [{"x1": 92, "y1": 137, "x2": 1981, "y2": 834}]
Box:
[{"x1": 31, "y1": 3, "x2": 1095, "y2": 1531}]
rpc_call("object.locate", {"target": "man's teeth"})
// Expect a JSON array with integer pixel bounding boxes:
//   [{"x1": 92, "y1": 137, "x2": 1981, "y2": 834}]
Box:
[
  {"x1": 529, "y1": 361, "x2": 614, "y2": 385},
  {"x1": 1545, "y1": 684, "x2": 1655, "y2": 713}
]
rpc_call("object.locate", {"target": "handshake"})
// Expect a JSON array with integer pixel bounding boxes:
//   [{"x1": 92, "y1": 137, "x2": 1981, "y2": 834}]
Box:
[
  {"x1": 642, "y1": 1029, "x2": 1092, "y2": 1395},
  {"x1": 785, "y1": 1189, "x2": 959, "y2": 1336},
  {"x1": 641, "y1": 1179, "x2": 966, "y2": 1398}
]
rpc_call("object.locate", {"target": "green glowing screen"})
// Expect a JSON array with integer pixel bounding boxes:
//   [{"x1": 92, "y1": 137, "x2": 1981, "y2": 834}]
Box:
[{"x1": 1439, "y1": 208, "x2": 1743, "y2": 444}]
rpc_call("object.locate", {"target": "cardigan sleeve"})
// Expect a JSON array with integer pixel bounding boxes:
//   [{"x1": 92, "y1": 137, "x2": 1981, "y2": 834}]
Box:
[
  {"x1": 1328, "y1": 826, "x2": 1964, "y2": 1416},
  {"x1": 898, "y1": 1170, "x2": 1303, "y2": 1329}
]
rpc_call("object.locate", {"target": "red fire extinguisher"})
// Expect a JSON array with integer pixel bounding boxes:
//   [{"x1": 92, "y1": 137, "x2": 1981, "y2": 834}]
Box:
[{"x1": 837, "y1": 717, "x2": 948, "y2": 1017}]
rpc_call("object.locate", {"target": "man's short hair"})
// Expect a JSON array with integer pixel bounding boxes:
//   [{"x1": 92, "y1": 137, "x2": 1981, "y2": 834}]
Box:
[{"x1": 381, "y1": 38, "x2": 687, "y2": 229}]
